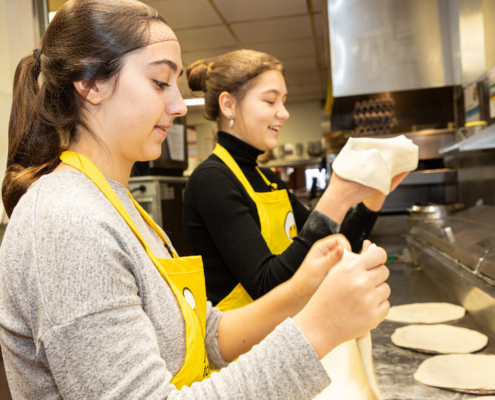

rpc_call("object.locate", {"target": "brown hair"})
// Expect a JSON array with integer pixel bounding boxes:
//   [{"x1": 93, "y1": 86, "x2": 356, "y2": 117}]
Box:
[
  {"x1": 2, "y1": 0, "x2": 168, "y2": 217},
  {"x1": 186, "y1": 50, "x2": 284, "y2": 122}
]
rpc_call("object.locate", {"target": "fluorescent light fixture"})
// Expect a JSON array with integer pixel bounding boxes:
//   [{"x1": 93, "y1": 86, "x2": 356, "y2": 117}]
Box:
[
  {"x1": 49, "y1": 11, "x2": 57, "y2": 22},
  {"x1": 184, "y1": 98, "x2": 205, "y2": 106}
]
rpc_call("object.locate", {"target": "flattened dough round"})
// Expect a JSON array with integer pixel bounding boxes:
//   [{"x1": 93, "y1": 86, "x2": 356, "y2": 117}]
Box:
[
  {"x1": 391, "y1": 324, "x2": 488, "y2": 354},
  {"x1": 385, "y1": 302, "x2": 465, "y2": 324},
  {"x1": 414, "y1": 355, "x2": 495, "y2": 393}
]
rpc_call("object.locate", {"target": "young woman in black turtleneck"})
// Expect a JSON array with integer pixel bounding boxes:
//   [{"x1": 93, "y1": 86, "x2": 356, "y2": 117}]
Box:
[{"x1": 184, "y1": 50, "x2": 407, "y2": 307}]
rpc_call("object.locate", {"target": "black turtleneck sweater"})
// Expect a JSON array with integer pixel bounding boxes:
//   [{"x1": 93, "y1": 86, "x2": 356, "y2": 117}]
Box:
[{"x1": 183, "y1": 132, "x2": 379, "y2": 305}]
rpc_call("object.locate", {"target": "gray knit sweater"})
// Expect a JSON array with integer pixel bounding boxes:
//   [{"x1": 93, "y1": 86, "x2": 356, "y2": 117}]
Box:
[{"x1": 0, "y1": 171, "x2": 330, "y2": 399}]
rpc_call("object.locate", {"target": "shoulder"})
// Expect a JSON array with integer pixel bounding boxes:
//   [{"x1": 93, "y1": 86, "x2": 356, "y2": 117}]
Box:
[
  {"x1": 11, "y1": 171, "x2": 130, "y2": 245},
  {"x1": 187, "y1": 155, "x2": 240, "y2": 191}
]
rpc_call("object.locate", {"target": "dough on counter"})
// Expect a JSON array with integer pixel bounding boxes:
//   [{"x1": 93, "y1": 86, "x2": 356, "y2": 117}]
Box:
[
  {"x1": 332, "y1": 135, "x2": 418, "y2": 195},
  {"x1": 314, "y1": 248, "x2": 383, "y2": 400},
  {"x1": 391, "y1": 324, "x2": 488, "y2": 354},
  {"x1": 385, "y1": 302, "x2": 465, "y2": 324},
  {"x1": 414, "y1": 354, "x2": 495, "y2": 393}
]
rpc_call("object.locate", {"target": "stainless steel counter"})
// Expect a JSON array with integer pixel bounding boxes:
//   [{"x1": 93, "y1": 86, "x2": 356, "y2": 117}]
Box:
[{"x1": 372, "y1": 260, "x2": 495, "y2": 400}]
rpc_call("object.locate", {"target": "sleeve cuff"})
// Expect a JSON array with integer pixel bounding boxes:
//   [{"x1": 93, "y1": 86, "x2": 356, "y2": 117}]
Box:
[
  {"x1": 358, "y1": 202, "x2": 380, "y2": 216},
  {"x1": 298, "y1": 210, "x2": 341, "y2": 244},
  {"x1": 205, "y1": 303, "x2": 231, "y2": 370}
]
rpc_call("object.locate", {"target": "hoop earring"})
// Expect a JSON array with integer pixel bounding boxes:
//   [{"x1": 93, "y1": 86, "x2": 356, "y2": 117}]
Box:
[{"x1": 229, "y1": 113, "x2": 234, "y2": 129}]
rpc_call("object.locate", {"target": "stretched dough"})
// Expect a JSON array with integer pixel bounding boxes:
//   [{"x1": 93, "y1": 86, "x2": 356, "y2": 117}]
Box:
[
  {"x1": 391, "y1": 324, "x2": 488, "y2": 354},
  {"x1": 314, "y1": 248, "x2": 383, "y2": 400},
  {"x1": 332, "y1": 135, "x2": 418, "y2": 195},
  {"x1": 385, "y1": 303, "x2": 465, "y2": 324},
  {"x1": 414, "y1": 354, "x2": 495, "y2": 392}
]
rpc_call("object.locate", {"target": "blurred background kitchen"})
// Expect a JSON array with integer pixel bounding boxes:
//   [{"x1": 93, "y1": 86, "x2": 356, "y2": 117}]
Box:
[{"x1": 1, "y1": 1, "x2": 495, "y2": 399}]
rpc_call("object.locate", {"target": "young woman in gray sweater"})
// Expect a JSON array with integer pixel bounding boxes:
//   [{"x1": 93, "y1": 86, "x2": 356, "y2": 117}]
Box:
[{"x1": 0, "y1": 0, "x2": 390, "y2": 398}]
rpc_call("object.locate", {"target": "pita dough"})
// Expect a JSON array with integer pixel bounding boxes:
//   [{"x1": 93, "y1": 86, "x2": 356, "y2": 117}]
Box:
[
  {"x1": 414, "y1": 354, "x2": 495, "y2": 393},
  {"x1": 391, "y1": 324, "x2": 488, "y2": 354},
  {"x1": 385, "y1": 303, "x2": 465, "y2": 324},
  {"x1": 332, "y1": 135, "x2": 418, "y2": 195},
  {"x1": 314, "y1": 247, "x2": 383, "y2": 400}
]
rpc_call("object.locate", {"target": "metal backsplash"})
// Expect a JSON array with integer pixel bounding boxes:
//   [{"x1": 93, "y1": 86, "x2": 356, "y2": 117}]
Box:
[{"x1": 328, "y1": 0, "x2": 486, "y2": 97}]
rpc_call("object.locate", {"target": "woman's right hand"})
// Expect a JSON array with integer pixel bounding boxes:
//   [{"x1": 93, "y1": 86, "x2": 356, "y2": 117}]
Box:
[
  {"x1": 315, "y1": 173, "x2": 376, "y2": 225},
  {"x1": 293, "y1": 246, "x2": 390, "y2": 359}
]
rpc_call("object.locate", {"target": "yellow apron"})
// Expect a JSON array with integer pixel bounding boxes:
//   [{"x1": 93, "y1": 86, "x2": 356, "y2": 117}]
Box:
[
  {"x1": 60, "y1": 151, "x2": 210, "y2": 389},
  {"x1": 213, "y1": 144, "x2": 298, "y2": 312}
]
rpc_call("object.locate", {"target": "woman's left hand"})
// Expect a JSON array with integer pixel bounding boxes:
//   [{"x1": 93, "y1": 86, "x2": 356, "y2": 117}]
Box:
[
  {"x1": 288, "y1": 234, "x2": 351, "y2": 305},
  {"x1": 363, "y1": 171, "x2": 410, "y2": 212}
]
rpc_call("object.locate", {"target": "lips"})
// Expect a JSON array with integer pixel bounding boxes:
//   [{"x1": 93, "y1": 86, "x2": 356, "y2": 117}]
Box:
[
  {"x1": 155, "y1": 125, "x2": 170, "y2": 137},
  {"x1": 268, "y1": 126, "x2": 281, "y2": 134}
]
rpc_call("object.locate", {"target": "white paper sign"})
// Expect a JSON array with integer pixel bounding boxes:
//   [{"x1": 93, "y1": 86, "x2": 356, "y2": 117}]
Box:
[
  {"x1": 488, "y1": 66, "x2": 495, "y2": 119},
  {"x1": 464, "y1": 82, "x2": 480, "y2": 123},
  {"x1": 166, "y1": 124, "x2": 185, "y2": 162}
]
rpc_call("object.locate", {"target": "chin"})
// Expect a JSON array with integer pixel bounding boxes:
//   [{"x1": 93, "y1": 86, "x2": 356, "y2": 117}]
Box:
[
  {"x1": 139, "y1": 146, "x2": 163, "y2": 162},
  {"x1": 265, "y1": 138, "x2": 279, "y2": 151}
]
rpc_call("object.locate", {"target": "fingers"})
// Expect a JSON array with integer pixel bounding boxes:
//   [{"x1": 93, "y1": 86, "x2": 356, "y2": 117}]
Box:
[
  {"x1": 390, "y1": 171, "x2": 410, "y2": 192},
  {"x1": 366, "y1": 264, "x2": 390, "y2": 287},
  {"x1": 375, "y1": 281, "x2": 391, "y2": 302},
  {"x1": 361, "y1": 240, "x2": 372, "y2": 253},
  {"x1": 377, "y1": 298, "x2": 391, "y2": 320},
  {"x1": 356, "y1": 246, "x2": 387, "y2": 271},
  {"x1": 314, "y1": 234, "x2": 351, "y2": 258}
]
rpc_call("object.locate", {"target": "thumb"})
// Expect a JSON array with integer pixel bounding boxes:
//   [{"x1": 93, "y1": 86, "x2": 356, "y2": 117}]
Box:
[
  {"x1": 318, "y1": 244, "x2": 344, "y2": 276},
  {"x1": 312, "y1": 234, "x2": 351, "y2": 260},
  {"x1": 327, "y1": 244, "x2": 344, "y2": 265}
]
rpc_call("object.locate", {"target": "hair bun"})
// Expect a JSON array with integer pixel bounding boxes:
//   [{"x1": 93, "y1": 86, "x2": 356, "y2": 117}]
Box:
[{"x1": 186, "y1": 59, "x2": 209, "y2": 92}]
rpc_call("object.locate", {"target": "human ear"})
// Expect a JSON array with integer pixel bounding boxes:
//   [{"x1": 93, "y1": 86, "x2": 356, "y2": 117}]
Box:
[
  {"x1": 73, "y1": 81, "x2": 103, "y2": 106},
  {"x1": 219, "y1": 92, "x2": 237, "y2": 119}
]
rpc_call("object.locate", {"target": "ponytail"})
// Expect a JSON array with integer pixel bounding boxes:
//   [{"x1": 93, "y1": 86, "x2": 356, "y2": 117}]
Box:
[
  {"x1": 2, "y1": 0, "x2": 168, "y2": 218},
  {"x1": 2, "y1": 52, "x2": 61, "y2": 218}
]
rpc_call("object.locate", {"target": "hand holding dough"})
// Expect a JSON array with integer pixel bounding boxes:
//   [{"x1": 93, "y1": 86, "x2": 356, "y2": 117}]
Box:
[
  {"x1": 332, "y1": 135, "x2": 418, "y2": 195},
  {"x1": 314, "y1": 247, "x2": 383, "y2": 400}
]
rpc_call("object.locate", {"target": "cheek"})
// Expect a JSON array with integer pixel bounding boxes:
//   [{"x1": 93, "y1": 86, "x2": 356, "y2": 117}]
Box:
[{"x1": 119, "y1": 89, "x2": 164, "y2": 132}]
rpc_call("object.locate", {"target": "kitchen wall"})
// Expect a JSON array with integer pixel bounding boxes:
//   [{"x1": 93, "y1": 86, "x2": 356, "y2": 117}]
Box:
[
  {"x1": 0, "y1": 0, "x2": 37, "y2": 223},
  {"x1": 483, "y1": 0, "x2": 495, "y2": 71},
  {"x1": 186, "y1": 99, "x2": 325, "y2": 164}
]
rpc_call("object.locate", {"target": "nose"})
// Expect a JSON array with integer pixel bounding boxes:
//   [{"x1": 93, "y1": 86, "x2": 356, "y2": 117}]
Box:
[
  {"x1": 277, "y1": 104, "x2": 290, "y2": 121},
  {"x1": 168, "y1": 88, "x2": 187, "y2": 118}
]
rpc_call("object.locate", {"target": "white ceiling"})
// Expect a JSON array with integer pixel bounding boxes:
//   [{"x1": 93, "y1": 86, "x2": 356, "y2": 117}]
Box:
[{"x1": 143, "y1": 0, "x2": 329, "y2": 103}]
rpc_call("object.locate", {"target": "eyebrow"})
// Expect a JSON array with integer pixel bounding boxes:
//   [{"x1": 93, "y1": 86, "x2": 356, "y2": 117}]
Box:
[
  {"x1": 262, "y1": 89, "x2": 288, "y2": 97},
  {"x1": 148, "y1": 59, "x2": 184, "y2": 76}
]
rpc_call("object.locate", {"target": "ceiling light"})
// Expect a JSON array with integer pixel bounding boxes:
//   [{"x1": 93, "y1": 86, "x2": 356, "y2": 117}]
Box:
[{"x1": 184, "y1": 98, "x2": 205, "y2": 106}]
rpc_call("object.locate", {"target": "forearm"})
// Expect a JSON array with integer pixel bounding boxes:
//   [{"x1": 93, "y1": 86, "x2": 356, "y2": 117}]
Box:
[
  {"x1": 315, "y1": 191, "x2": 350, "y2": 225},
  {"x1": 217, "y1": 280, "x2": 305, "y2": 361}
]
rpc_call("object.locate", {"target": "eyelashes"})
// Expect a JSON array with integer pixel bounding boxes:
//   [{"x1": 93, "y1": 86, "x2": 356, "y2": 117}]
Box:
[{"x1": 154, "y1": 80, "x2": 171, "y2": 89}]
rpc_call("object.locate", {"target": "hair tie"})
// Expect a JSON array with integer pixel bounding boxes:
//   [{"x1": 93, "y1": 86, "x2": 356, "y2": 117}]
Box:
[{"x1": 32, "y1": 49, "x2": 42, "y2": 77}]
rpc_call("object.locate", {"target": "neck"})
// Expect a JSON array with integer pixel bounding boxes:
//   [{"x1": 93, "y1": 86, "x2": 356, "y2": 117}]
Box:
[
  {"x1": 65, "y1": 135, "x2": 133, "y2": 186},
  {"x1": 220, "y1": 120, "x2": 260, "y2": 152}
]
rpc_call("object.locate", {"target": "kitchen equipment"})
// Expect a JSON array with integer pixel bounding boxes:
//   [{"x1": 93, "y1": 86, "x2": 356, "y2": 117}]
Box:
[
  {"x1": 128, "y1": 176, "x2": 193, "y2": 256},
  {"x1": 406, "y1": 204, "x2": 463, "y2": 234},
  {"x1": 307, "y1": 141, "x2": 324, "y2": 158},
  {"x1": 407, "y1": 204, "x2": 495, "y2": 339},
  {"x1": 456, "y1": 121, "x2": 487, "y2": 141}
]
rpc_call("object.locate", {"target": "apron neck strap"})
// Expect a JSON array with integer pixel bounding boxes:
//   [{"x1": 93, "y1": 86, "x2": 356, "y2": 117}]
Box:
[
  {"x1": 60, "y1": 151, "x2": 178, "y2": 258},
  {"x1": 255, "y1": 167, "x2": 278, "y2": 191}
]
